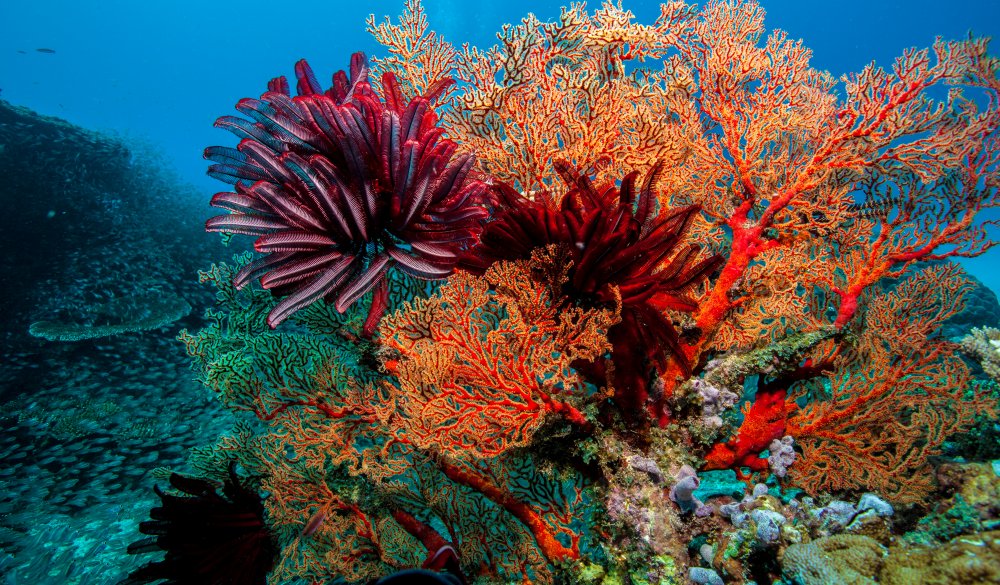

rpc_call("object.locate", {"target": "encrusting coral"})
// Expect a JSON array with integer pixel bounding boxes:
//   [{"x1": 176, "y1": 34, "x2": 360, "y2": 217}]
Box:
[{"x1": 138, "y1": 0, "x2": 1000, "y2": 583}]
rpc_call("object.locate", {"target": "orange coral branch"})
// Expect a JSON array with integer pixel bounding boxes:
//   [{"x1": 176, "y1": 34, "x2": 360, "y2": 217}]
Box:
[
  {"x1": 436, "y1": 457, "x2": 579, "y2": 563},
  {"x1": 389, "y1": 508, "x2": 453, "y2": 563},
  {"x1": 379, "y1": 258, "x2": 613, "y2": 458}
]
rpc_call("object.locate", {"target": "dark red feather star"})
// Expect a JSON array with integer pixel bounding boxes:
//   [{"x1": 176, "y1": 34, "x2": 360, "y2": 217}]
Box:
[
  {"x1": 205, "y1": 52, "x2": 489, "y2": 329},
  {"x1": 462, "y1": 161, "x2": 722, "y2": 423},
  {"x1": 120, "y1": 462, "x2": 276, "y2": 585}
]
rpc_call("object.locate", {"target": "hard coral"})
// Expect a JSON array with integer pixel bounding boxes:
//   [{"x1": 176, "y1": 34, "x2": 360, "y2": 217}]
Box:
[
  {"x1": 960, "y1": 326, "x2": 1000, "y2": 382},
  {"x1": 936, "y1": 462, "x2": 1000, "y2": 523},
  {"x1": 781, "y1": 534, "x2": 886, "y2": 585},
  {"x1": 205, "y1": 52, "x2": 489, "y2": 329},
  {"x1": 881, "y1": 531, "x2": 1000, "y2": 585},
  {"x1": 462, "y1": 161, "x2": 721, "y2": 423}
]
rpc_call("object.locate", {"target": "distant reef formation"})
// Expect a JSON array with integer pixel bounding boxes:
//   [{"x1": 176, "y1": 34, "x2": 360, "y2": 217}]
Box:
[{"x1": 0, "y1": 100, "x2": 220, "y2": 394}]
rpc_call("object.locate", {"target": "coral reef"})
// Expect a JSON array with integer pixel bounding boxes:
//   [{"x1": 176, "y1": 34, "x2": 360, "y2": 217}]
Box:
[
  {"x1": 914, "y1": 461, "x2": 1000, "y2": 543},
  {"x1": 175, "y1": 0, "x2": 1000, "y2": 581},
  {"x1": 782, "y1": 534, "x2": 886, "y2": 585},
  {"x1": 961, "y1": 327, "x2": 1000, "y2": 381},
  {"x1": 0, "y1": 102, "x2": 232, "y2": 582},
  {"x1": 28, "y1": 292, "x2": 191, "y2": 342},
  {"x1": 781, "y1": 530, "x2": 1000, "y2": 585},
  {"x1": 0, "y1": 99, "x2": 217, "y2": 359}
]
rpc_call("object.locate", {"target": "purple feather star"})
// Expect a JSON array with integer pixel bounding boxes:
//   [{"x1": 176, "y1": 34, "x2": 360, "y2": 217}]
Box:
[{"x1": 205, "y1": 52, "x2": 489, "y2": 330}]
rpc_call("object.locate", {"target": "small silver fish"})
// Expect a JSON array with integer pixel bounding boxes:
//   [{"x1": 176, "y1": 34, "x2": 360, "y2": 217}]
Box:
[{"x1": 301, "y1": 506, "x2": 328, "y2": 538}]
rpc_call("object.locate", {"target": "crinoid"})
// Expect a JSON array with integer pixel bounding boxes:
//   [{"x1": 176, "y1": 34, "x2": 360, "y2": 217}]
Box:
[
  {"x1": 205, "y1": 52, "x2": 489, "y2": 330},
  {"x1": 120, "y1": 462, "x2": 276, "y2": 585},
  {"x1": 463, "y1": 161, "x2": 721, "y2": 424}
]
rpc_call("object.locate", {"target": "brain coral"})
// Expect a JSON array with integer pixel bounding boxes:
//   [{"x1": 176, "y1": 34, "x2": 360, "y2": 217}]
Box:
[
  {"x1": 782, "y1": 534, "x2": 886, "y2": 585},
  {"x1": 880, "y1": 530, "x2": 1000, "y2": 585}
]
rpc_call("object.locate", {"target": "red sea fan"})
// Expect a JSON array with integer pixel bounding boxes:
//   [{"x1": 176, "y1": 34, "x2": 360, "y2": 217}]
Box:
[
  {"x1": 462, "y1": 161, "x2": 722, "y2": 423},
  {"x1": 205, "y1": 52, "x2": 489, "y2": 329}
]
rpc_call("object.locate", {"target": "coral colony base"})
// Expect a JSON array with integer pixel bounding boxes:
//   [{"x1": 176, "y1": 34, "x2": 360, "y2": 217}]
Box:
[{"x1": 119, "y1": 0, "x2": 1000, "y2": 583}]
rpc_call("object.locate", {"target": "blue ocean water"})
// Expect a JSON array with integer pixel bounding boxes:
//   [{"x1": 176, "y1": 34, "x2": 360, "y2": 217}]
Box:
[
  {"x1": 1, "y1": 0, "x2": 998, "y2": 288},
  {"x1": 1, "y1": 1, "x2": 999, "y2": 584}
]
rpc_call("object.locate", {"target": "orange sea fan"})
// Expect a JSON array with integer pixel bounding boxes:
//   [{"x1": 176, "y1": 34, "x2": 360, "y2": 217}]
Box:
[
  {"x1": 378, "y1": 253, "x2": 616, "y2": 459},
  {"x1": 786, "y1": 264, "x2": 996, "y2": 503}
]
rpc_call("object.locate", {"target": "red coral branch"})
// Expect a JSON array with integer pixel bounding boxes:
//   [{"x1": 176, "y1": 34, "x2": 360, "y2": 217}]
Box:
[
  {"x1": 702, "y1": 387, "x2": 793, "y2": 476},
  {"x1": 435, "y1": 457, "x2": 579, "y2": 563}
]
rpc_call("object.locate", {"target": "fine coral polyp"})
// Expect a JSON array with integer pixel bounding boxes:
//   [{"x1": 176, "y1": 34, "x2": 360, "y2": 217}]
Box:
[{"x1": 184, "y1": 0, "x2": 1000, "y2": 583}]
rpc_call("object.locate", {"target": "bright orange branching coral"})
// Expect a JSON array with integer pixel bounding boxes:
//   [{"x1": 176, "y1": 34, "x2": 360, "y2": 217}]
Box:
[
  {"x1": 647, "y1": 0, "x2": 1000, "y2": 378},
  {"x1": 785, "y1": 265, "x2": 996, "y2": 503},
  {"x1": 708, "y1": 242, "x2": 833, "y2": 351},
  {"x1": 367, "y1": 0, "x2": 458, "y2": 103},
  {"x1": 266, "y1": 457, "x2": 408, "y2": 583},
  {"x1": 183, "y1": 258, "x2": 590, "y2": 581},
  {"x1": 378, "y1": 251, "x2": 616, "y2": 459},
  {"x1": 362, "y1": 2, "x2": 1000, "y2": 510},
  {"x1": 177, "y1": 2, "x2": 1000, "y2": 582},
  {"x1": 702, "y1": 266, "x2": 996, "y2": 502},
  {"x1": 370, "y1": 0, "x2": 694, "y2": 192},
  {"x1": 371, "y1": 0, "x2": 1000, "y2": 400}
]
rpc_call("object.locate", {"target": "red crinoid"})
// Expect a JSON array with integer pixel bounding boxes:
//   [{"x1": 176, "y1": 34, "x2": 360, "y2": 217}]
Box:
[
  {"x1": 205, "y1": 53, "x2": 489, "y2": 331},
  {"x1": 121, "y1": 462, "x2": 276, "y2": 585},
  {"x1": 462, "y1": 161, "x2": 721, "y2": 425}
]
